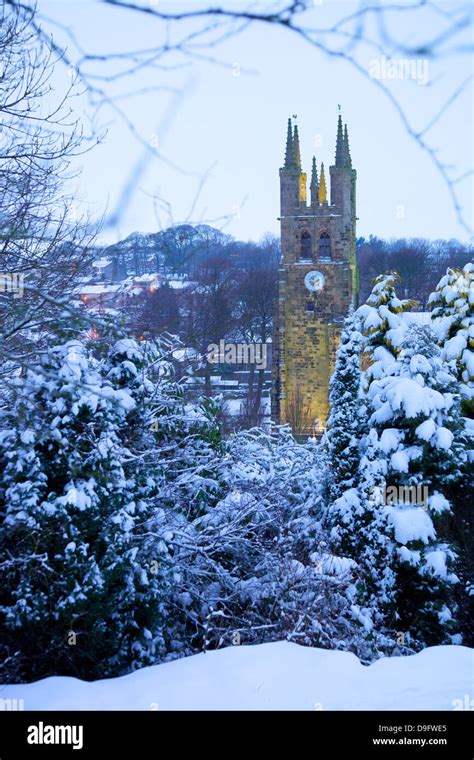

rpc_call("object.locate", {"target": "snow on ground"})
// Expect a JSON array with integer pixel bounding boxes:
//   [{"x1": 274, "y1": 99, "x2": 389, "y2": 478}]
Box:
[{"x1": 1, "y1": 642, "x2": 472, "y2": 711}]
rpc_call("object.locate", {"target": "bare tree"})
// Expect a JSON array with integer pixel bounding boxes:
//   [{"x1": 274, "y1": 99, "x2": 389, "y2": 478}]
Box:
[
  {"x1": 357, "y1": 236, "x2": 473, "y2": 306},
  {"x1": 183, "y1": 256, "x2": 235, "y2": 395},
  {"x1": 0, "y1": 3, "x2": 98, "y2": 378},
  {"x1": 134, "y1": 283, "x2": 181, "y2": 337},
  {"x1": 235, "y1": 264, "x2": 278, "y2": 421},
  {"x1": 6, "y1": 0, "x2": 472, "y2": 235},
  {"x1": 388, "y1": 240, "x2": 431, "y2": 304},
  {"x1": 285, "y1": 384, "x2": 315, "y2": 438}
]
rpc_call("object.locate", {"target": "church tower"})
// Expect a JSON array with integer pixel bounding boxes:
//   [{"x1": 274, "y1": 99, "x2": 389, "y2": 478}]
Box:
[{"x1": 271, "y1": 114, "x2": 358, "y2": 435}]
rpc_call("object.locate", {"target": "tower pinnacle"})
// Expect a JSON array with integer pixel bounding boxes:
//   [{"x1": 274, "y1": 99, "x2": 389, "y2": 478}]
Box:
[
  {"x1": 318, "y1": 162, "x2": 327, "y2": 204},
  {"x1": 284, "y1": 118, "x2": 294, "y2": 169},
  {"x1": 293, "y1": 124, "x2": 301, "y2": 170},
  {"x1": 310, "y1": 156, "x2": 319, "y2": 206},
  {"x1": 335, "y1": 113, "x2": 345, "y2": 168},
  {"x1": 343, "y1": 123, "x2": 352, "y2": 168}
]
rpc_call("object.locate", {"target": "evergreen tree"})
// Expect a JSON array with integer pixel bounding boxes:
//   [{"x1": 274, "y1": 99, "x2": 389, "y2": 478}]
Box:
[
  {"x1": 0, "y1": 339, "x2": 172, "y2": 682},
  {"x1": 429, "y1": 262, "x2": 474, "y2": 418},
  {"x1": 328, "y1": 273, "x2": 415, "y2": 637},
  {"x1": 360, "y1": 324, "x2": 463, "y2": 646},
  {"x1": 327, "y1": 275, "x2": 462, "y2": 651},
  {"x1": 357, "y1": 271, "x2": 415, "y2": 387},
  {"x1": 428, "y1": 262, "x2": 474, "y2": 643},
  {"x1": 95, "y1": 334, "x2": 229, "y2": 659},
  {"x1": 325, "y1": 308, "x2": 364, "y2": 506}
]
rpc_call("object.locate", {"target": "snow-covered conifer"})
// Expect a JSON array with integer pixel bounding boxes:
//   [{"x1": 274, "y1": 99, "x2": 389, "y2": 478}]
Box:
[
  {"x1": 429, "y1": 262, "x2": 474, "y2": 418},
  {"x1": 325, "y1": 308, "x2": 365, "y2": 507},
  {"x1": 0, "y1": 339, "x2": 172, "y2": 681},
  {"x1": 357, "y1": 324, "x2": 463, "y2": 646}
]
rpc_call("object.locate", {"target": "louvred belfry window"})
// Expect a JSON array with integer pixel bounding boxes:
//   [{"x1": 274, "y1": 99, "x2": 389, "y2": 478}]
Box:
[
  {"x1": 319, "y1": 232, "x2": 331, "y2": 259},
  {"x1": 300, "y1": 231, "x2": 312, "y2": 259}
]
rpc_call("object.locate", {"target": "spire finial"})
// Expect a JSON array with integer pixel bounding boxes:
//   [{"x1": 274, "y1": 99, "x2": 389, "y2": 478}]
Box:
[
  {"x1": 310, "y1": 156, "x2": 319, "y2": 206},
  {"x1": 318, "y1": 162, "x2": 327, "y2": 204}
]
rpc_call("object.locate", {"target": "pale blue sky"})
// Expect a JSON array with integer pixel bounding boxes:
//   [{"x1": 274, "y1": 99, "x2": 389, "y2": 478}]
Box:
[{"x1": 38, "y1": 0, "x2": 473, "y2": 244}]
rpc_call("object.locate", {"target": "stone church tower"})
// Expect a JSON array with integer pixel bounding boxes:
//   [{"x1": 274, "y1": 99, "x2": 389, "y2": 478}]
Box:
[{"x1": 271, "y1": 114, "x2": 358, "y2": 435}]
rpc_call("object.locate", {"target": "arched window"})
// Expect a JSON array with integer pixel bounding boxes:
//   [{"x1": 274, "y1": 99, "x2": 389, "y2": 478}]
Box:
[
  {"x1": 319, "y1": 232, "x2": 331, "y2": 259},
  {"x1": 300, "y1": 231, "x2": 312, "y2": 260}
]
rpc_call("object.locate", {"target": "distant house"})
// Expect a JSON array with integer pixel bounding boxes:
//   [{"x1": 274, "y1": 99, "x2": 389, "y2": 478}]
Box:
[
  {"x1": 118, "y1": 273, "x2": 162, "y2": 298},
  {"x1": 91, "y1": 256, "x2": 128, "y2": 281},
  {"x1": 132, "y1": 273, "x2": 161, "y2": 292},
  {"x1": 91, "y1": 258, "x2": 114, "y2": 280},
  {"x1": 77, "y1": 283, "x2": 129, "y2": 309}
]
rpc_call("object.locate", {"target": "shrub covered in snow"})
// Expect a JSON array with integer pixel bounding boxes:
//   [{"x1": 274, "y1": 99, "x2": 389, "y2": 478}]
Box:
[
  {"x1": 0, "y1": 340, "x2": 172, "y2": 681},
  {"x1": 429, "y1": 262, "x2": 473, "y2": 418}
]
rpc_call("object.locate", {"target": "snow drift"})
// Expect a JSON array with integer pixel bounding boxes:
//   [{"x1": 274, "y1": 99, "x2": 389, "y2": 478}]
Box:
[{"x1": 1, "y1": 642, "x2": 472, "y2": 711}]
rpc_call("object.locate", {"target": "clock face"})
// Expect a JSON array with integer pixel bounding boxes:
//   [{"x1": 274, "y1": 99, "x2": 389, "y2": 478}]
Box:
[{"x1": 304, "y1": 270, "x2": 325, "y2": 292}]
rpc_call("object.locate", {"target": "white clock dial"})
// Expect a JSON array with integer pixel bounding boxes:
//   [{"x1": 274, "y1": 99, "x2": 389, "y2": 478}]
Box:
[{"x1": 304, "y1": 270, "x2": 325, "y2": 292}]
